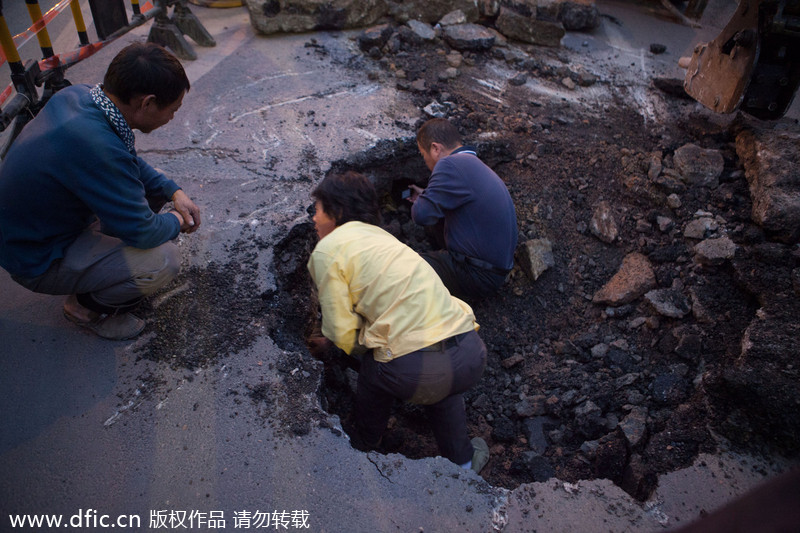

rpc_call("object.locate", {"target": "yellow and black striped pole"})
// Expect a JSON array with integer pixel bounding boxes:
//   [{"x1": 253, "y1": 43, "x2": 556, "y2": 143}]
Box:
[
  {"x1": 0, "y1": 8, "x2": 25, "y2": 75},
  {"x1": 69, "y1": 0, "x2": 90, "y2": 46},
  {"x1": 25, "y1": 0, "x2": 55, "y2": 59}
]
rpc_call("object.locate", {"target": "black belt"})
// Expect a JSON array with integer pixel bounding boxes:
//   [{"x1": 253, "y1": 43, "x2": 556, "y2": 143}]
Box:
[
  {"x1": 450, "y1": 251, "x2": 509, "y2": 276},
  {"x1": 417, "y1": 331, "x2": 469, "y2": 352}
]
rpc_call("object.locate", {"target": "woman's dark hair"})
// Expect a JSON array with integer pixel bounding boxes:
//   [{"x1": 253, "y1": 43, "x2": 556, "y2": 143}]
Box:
[
  {"x1": 312, "y1": 171, "x2": 381, "y2": 227},
  {"x1": 103, "y1": 42, "x2": 190, "y2": 107},
  {"x1": 416, "y1": 117, "x2": 462, "y2": 151}
]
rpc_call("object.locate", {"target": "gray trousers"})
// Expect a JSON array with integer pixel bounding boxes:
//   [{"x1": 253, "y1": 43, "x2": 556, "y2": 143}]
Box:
[
  {"x1": 356, "y1": 329, "x2": 487, "y2": 465},
  {"x1": 12, "y1": 220, "x2": 180, "y2": 315}
]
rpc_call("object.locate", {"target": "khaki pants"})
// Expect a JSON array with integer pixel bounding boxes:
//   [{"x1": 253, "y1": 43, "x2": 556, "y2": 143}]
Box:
[{"x1": 12, "y1": 221, "x2": 180, "y2": 314}]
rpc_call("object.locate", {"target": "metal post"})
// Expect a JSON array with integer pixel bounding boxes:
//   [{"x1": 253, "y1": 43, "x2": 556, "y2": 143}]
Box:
[{"x1": 70, "y1": 0, "x2": 90, "y2": 46}]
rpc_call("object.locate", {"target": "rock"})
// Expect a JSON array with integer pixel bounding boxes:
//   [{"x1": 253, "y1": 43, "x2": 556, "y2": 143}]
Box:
[
  {"x1": 501, "y1": 353, "x2": 524, "y2": 368},
  {"x1": 580, "y1": 439, "x2": 599, "y2": 458},
  {"x1": 590, "y1": 343, "x2": 608, "y2": 358},
  {"x1": 518, "y1": 238, "x2": 555, "y2": 281},
  {"x1": 605, "y1": 348, "x2": 636, "y2": 373},
  {"x1": 512, "y1": 451, "x2": 556, "y2": 481},
  {"x1": 694, "y1": 236, "x2": 736, "y2": 266},
  {"x1": 495, "y1": 7, "x2": 565, "y2": 47},
  {"x1": 667, "y1": 193, "x2": 682, "y2": 209},
  {"x1": 509, "y1": 72, "x2": 528, "y2": 86},
  {"x1": 491, "y1": 416, "x2": 517, "y2": 442},
  {"x1": 406, "y1": 19, "x2": 436, "y2": 41},
  {"x1": 683, "y1": 217, "x2": 718, "y2": 239},
  {"x1": 558, "y1": 0, "x2": 599, "y2": 31},
  {"x1": 592, "y1": 252, "x2": 657, "y2": 306},
  {"x1": 590, "y1": 200, "x2": 619, "y2": 243},
  {"x1": 438, "y1": 67, "x2": 459, "y2": 80},
  {"x1": 574, "y1": 400, "x2": 605, "y2": 438},
  {"x1": 647, "y1": 154, "x2": 663, "y2": 180},
  {"x1": 445, "y1": 51, "x2": 463, "y2": 67},
  {"x1": 735, "y1": 129, "x2": 800, "y2": 243},
  {"x1": 656, "y1": 216, "x2": 674, "y2": 233},
  {"x1": 478, "y1": 0, "x2": 500, "y2": 17},
  {"x1": 439, "y1": 9, "x2": 467, "y2": 26},
  {"x1": 386, "y1": 0, "x2": 478, "y2": 24},
  {"x1": 619, "y1": 406, "x2": 648, "y2": 447},
  {"x1": 673, "y1": 328, "x2": 703, "y2": 361},
  {"x1": 523, "y1": 416, "x2": 556, "y2": 454},
  {"x1": 644, "y1": 288, "x2": 691, "y2": 318},
  {"x1": 651, "y1": 373, "x2": 688, "y2": 405},
  {"x1": 247, "y1": 0, "x2": 388, "y2": 34},
  {"x1": 442, "y1": 23, "x2": 496, "y2": 51},
  {"x1": 561, "y1": 77, "x2": 576, "y2": 90},
  {"x1": 516, "y1": 395, "x2": 547, "y2": 417},
  {"x1": 673, "y1": 143, "x2": 724, "y2": 188},
  {"x1": 356, "y1": 23, "x2": 394, "y2": 50},
  {"x1": 648, "y1": 244, "x2": 688, "y2": 263},
  {"x1": 649, "y1": 43, "x2": 666, "y2": 54}
]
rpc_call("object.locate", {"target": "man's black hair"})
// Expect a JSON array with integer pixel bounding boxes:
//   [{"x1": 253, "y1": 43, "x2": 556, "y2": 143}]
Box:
[
  {"x1": 103, "y1": 42, "x2": 190, "y2": 107},
  {"x1": 416, "y1": 118, "x2": 462, "y2": 151},
  {"x1": 312, "y1": 171, "x2": 381, "y2": 227}
]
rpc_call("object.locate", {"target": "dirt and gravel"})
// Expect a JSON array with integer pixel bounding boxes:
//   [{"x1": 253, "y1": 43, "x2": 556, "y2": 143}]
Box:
[{"x1": 134, "y1": 9, "x2": 799, "y2": 503}]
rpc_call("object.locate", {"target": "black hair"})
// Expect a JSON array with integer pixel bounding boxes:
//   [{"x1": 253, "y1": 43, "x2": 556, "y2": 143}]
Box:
[
  {"x1": 416, "y1": 117, "x2": 462, "y2": 151},
  {"x1": 103, "y1": 42, "x2": 190, "y2": 107},
  {"x1": 312, "y1": 171, "x2": 381, "y2": 227}
]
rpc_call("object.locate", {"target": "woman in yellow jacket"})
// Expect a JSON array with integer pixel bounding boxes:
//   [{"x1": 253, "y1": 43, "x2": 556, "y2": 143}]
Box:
[{"x1": 307, "y1": 171, "x2": 489, "y2": 473}]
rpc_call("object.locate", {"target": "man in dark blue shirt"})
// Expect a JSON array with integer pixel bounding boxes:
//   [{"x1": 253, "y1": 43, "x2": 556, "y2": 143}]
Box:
[
  {"x1": 409, "y1": 118, "x2": 518, "y2": 301},
  {"x1": 0, "y1": 43, "x2": 201, "y2": 340}
]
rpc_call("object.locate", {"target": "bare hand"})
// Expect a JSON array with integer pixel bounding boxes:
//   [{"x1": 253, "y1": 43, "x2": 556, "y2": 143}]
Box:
[
  {"x1": 408, "y1": 184, "x2": 424, "y2": 203},
  {"x1": 172, "y1": 189, "x2": 202, "y2": 233},
  {"x1": 308, "y1": 335, "x2": 333, "y2": 360}
]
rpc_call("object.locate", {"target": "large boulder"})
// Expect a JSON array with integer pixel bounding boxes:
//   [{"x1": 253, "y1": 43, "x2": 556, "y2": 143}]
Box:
[
  {"x1": 442, "y1": 23, "x2": 496, "y2": 51},
  {"x1": 387, "y1": 0, "x2": 479, "y2": 24},
  {"x1": 536, "y1": 0, "x2": 599, "y2": 30},
  {"x1": 495, "y1": 6, "x2": 565, "y2": 47},
  {"x1": 246, "y1": 0, "x2": 389, "y2": 34},
  {"x1": 736, "y1": 129, "x2": 800, "y2": 243}
]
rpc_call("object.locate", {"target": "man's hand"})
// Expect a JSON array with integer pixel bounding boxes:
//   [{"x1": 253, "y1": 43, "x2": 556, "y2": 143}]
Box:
[
  {"x1": 172, "y1": 189, "x2": 202, "y2": 233},
  {"x1": 407, "y1": 184, "x2": 424, "y2": 203}
]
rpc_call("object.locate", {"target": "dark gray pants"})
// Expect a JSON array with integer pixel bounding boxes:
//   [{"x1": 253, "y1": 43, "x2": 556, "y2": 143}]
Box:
[
  {"x1": 421, "y1": 249, "x2": 507, "y2": 302},
  {"x1": 12, "y1": 220, "x2": 180, "y2": 315},
  {"x1": 355, "y1": 329, "x2": 487, "y2": 465}
]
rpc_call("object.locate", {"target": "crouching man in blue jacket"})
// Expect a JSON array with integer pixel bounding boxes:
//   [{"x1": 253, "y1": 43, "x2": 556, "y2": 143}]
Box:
[{"x1": 0, "y1": 43, "x2": 201, "y2": 340}]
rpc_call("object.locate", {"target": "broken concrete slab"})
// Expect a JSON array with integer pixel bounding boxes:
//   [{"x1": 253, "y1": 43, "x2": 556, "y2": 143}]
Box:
[
  {"x1": 673, "y1": 143, "x2": 725, "y2": 188},
  {"x1": 442, "y1": 23, "x2": 496, "y2": 51},
  {"x1": 245, "y1": 0, "x2": 388, "y2": 34},
  {"x1": 736, "y1": 128, "x2": 800, "y2": 243},
  {"x1": 495, "y1": 6, "x2": 566, "y2": 47}
]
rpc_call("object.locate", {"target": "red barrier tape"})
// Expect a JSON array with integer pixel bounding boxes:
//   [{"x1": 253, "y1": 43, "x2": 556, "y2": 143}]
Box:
[
  {"x1": 0, "y1": 0, "x2": 73, "y2": 66},
  {"x1": 0, "y1": 83, "x2": 13, "y2": 108},
  {"x1": 1, "y1": 1, "x2": 158, "y2": 108}
]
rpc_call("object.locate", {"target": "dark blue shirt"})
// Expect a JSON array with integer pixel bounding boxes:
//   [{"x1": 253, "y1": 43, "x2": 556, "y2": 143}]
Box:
[
  {"x1": 0, "y1": 84, "x2": 181, "y2": 278},
  {"x1": 411, "y1": 146, "x2": 518, "y2": 271}
]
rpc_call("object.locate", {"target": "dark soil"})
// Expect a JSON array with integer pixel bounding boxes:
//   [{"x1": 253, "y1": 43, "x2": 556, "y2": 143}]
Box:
[{"x1": 136, "y1": 21, "x2": 800, "y2": 501}]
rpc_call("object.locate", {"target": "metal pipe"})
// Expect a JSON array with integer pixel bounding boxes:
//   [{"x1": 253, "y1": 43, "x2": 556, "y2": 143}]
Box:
[
  {"x1": 69, "y1": 0, "x2": 90, "y2": 46},
  {"x1": 24, "y1": 0, "x2": 54, "y2": 58}
]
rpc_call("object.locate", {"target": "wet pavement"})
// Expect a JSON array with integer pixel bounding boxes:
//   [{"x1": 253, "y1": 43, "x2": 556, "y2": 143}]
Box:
[{"x1": 1, "y1": 2, "x2": 796, "y2": 531}]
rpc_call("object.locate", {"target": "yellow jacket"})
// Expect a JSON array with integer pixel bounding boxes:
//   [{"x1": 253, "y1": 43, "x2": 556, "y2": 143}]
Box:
[{"x1": 308, "y1": 221, "x2": 478, "y2": 362}]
